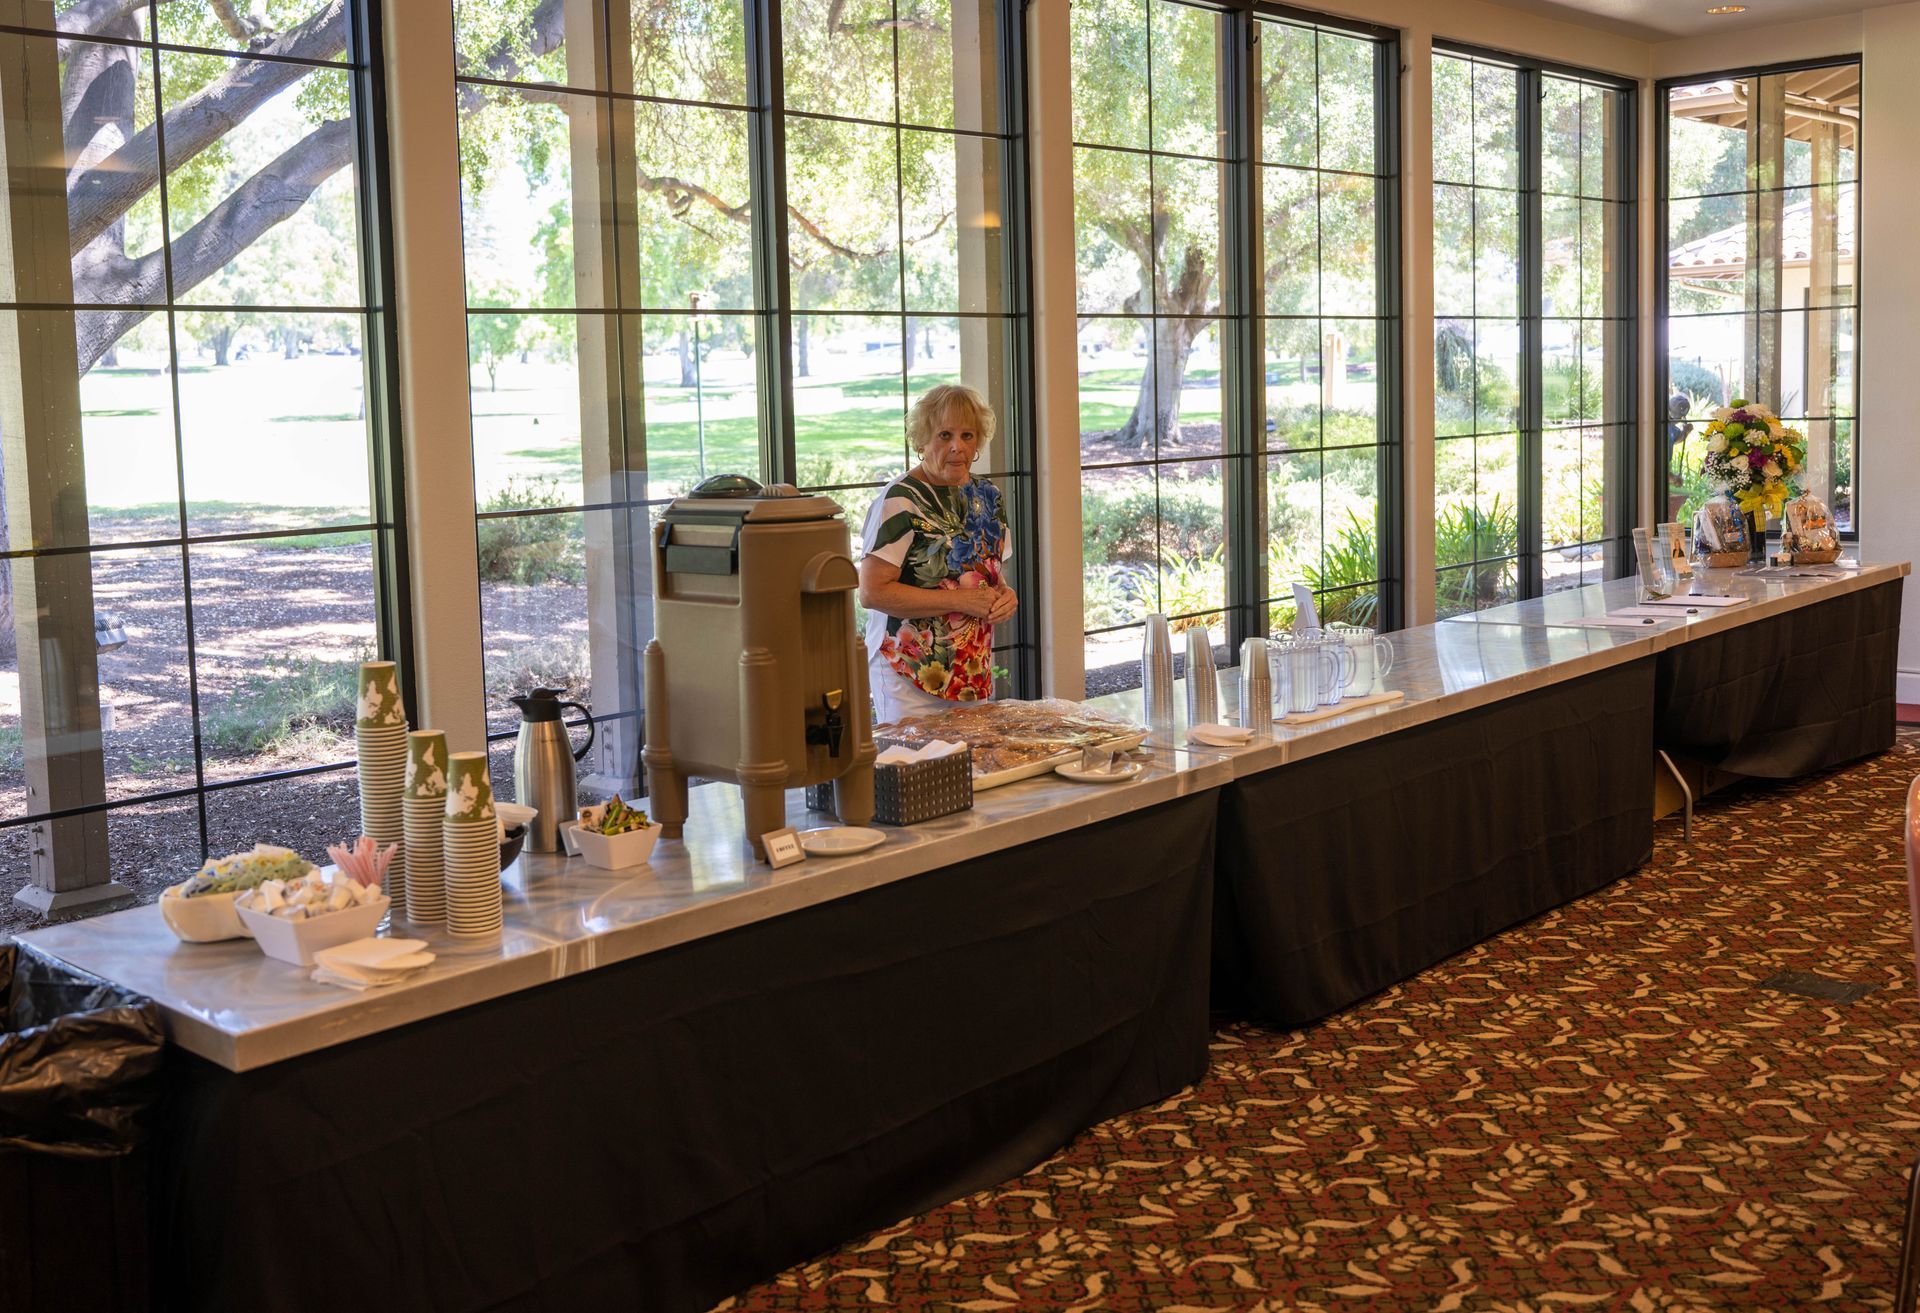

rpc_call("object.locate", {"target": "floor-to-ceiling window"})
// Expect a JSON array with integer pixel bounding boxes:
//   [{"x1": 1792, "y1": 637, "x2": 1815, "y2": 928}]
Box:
[
  {"x1": 454, "y1": 0, "x2": 1033, "y2": 789},
  {"x1": 1661, "y1": 61, "x2": 1859, "y2": 532},
  {"x1": 1257, "y1": 14, "x2": 1398, "y2": 637},
  {"x1": 0, "y1": 2, "x2": 403, "y2": 914},
  {"x1": 1073, "y1": 0, "x2": 1399, "y2": 694},
  {"x1": 781, "y1": 0, "x2": 1035, "y2": 695},
  {"x1": 1432, "y1": 46, "x2": 1633, "y2": 618}
]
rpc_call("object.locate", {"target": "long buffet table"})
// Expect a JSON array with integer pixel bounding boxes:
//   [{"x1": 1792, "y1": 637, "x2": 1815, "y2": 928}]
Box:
[{"x1": 16, "y1": 561, "x2": 1908, "y2": 1313}]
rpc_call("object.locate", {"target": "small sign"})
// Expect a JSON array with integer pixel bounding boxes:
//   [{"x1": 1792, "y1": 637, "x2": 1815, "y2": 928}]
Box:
[{"x1": 762, "y1": 826, "x2": 805, "y2": 869}]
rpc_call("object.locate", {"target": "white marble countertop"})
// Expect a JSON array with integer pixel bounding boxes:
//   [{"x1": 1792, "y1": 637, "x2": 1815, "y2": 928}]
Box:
[
  {"x1": 1088, "y1": 561, "x2": 1907, "y2": 782},
  {"x1": 19, "y1": 563, "x2": 1907, "y2": 1072},
  {"x1": 20, "y1": 743, "x2": 1231, "y2": 1071}
]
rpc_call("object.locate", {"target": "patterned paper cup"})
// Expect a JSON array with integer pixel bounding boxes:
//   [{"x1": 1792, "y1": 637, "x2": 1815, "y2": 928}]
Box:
[
  {"x1": 445, "y1": 752, "x2": 496, "y2": 822},
  {"x1": 406, "y1": 731, "x2": 450, "y2": 800},
  {"x1": 356, "y1": 661, "x2": 407, "y2": 730}
]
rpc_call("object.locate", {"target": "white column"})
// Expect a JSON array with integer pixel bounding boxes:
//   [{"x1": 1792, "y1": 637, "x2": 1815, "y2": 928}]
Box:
[
  {"x1": 0, "y1": 28, "x2": 122, "y2": 917},
  {"x1": 1027, "y1": 0, "x2": 1083, "y2": 698},
  {"x1": 381, "y1": 0, "x2": 487, "y2": 752},
  {"x1": 1859, "y1": 6, "x2": 1920, "y2": 700}
]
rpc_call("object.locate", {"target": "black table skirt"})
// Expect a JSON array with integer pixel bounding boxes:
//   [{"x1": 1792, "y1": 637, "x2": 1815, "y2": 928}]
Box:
[
  {"x1": 1654, "y1": 578, "x2": 1903, "y2": 779},
  {"x1": 152, "y1": 791, "x2": 1218, "y2": 1313},
  {"x1": 1212, "y1": 659, "x2": 1656, "y2": 1029}
]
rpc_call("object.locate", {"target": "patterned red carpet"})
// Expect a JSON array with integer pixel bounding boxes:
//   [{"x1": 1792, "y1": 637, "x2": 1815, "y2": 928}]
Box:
[{"x1": 721, "y1": 729, "x2": 1920, "y2": 1311}]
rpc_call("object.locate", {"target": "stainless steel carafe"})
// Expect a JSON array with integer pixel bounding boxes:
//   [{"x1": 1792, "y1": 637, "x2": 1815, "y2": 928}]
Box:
[{"x1": 510, "y1": 688, "x2": 595, "y2": 853}]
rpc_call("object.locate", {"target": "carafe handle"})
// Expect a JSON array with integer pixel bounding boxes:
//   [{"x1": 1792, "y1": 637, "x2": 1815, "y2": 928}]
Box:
[
  {"x1": 1374, "y1": 637, "x2": 1395, "y2": 680},
  {"x1": 559, "y1": 700, "x2": 597, "y2": 761}
]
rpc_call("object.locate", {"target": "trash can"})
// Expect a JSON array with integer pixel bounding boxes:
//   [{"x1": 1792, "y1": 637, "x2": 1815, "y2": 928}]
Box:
[{"x1": 0, "y1": 941, "x2": 164, "y2": 1313}]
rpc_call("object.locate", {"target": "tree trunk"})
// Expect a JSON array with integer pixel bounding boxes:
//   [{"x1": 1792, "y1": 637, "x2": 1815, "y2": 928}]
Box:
[
  {"x1": 211, "y1": 324, "x2": 234, "y2": 366},
  {"x1": 795, "y1": 314, "x2": 810, "y2": 377},
  {"x1": 1103, "y1": 230, "x2": 1215, "y2": 450},
  {"x1": 1111, "y1": 315, "x2": 1202, "y2": 449},
  {"x1": 678, "y1": 323, "x2": 695, "y2": 387}
]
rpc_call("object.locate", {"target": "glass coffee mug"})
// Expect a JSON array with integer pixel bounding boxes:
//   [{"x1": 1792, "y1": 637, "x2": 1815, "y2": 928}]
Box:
[{"x1": 1327, "y1": 624, "x2": 1395, "y2": 695}]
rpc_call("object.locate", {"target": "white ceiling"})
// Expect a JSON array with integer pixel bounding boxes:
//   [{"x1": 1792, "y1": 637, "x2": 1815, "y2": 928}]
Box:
[{"x1": 1485, "y1": 0, "x2": 1907, "y2": 41}]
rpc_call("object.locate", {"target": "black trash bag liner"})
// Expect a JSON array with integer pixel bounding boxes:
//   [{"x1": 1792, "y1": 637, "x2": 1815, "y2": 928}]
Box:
[{"x1": 0, "y1": 942, "x2": 163, "y2": 1159}]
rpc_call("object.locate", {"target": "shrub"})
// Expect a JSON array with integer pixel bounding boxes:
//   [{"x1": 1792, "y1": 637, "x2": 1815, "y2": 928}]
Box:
[
  {"x1": 477, "y1": 478, "x2": 584, "y2": 586},
  {"x1": 1668, "y1": 360, "x2": 1726, "y2": 410},
  {"x1": 204, "y1": 652, "x2": 361, "y2": 757},
  {"x1": 487, "y1": 635, "x2": 591, "y2": 709},
  {"x1": 1083, "y1": 481, "x2": 1221, "y2": 566},
  {"x1": 1434, "y1": 497, "x2": 1519, "y2": 614},
  {"x1": 1159, "y1": 545, "x2": 1225, "y2": 631}
]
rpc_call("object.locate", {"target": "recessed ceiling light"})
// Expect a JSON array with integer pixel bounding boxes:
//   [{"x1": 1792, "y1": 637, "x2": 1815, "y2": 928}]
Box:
[{"x1": 1706, "y1": 5, "x2": 1748, "y2": 12}]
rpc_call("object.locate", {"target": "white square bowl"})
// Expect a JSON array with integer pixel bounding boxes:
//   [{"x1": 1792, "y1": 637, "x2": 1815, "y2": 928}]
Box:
[
  {"x1": 236, "y1": 894, "x2": 392, "y2": 967},
  {"x1": 562, "y1": 821, "x2": 660, "y2": 870},
  {"x1": 158, "y1": 881, "x2": 252, "y2": 943}
]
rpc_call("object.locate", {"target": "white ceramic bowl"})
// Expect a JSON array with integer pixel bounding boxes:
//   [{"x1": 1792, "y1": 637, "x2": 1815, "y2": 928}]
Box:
[
  {"x1": 236, "y1": 894, "x2": 391, "y2": 967},
  {"x1": 158, "y1": 880, "x2": 253, "y2": 943},
  {"x1": 495, "y1": 802, "x2": 537, "y2": 842},
  {"x1": 563, "y1": 821, "x2": 660, "y2": 870}
]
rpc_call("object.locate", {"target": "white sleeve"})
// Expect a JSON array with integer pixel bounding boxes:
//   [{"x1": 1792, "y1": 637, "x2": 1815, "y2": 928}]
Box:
[{"x1": 861, "y1": 483, "x2": 913, "y2": 567}]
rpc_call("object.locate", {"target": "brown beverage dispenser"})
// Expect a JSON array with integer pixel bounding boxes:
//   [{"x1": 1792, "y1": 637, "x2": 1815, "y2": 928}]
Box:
[{"x1": 642, "y1": 475, "x2": 877, "y2": 858}]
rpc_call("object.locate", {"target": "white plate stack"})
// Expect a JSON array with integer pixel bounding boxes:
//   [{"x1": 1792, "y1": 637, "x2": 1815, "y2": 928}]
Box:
[
  {"x1": 403, "y1": 730, "x2": 449, "y2": 927},
  {"x1": 355, "y1": 661, "x2": 409, "y2": 918},
  {"x1": 443, "y1": 751, "x2": 502, "y2": 938}
]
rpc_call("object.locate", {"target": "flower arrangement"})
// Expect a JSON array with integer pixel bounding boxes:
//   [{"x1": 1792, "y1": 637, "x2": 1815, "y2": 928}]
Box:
[{"x1": 1700, "y1": 399, "x2": 1807, "y2": 522}]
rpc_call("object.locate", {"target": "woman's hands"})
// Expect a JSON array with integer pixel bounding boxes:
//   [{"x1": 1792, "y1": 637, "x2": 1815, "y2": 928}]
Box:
[
  {"x1": 986, "y1": 585, "x2": 1018, "y2": 624},
  {"x1": 858, "y1": 556, "x2": 1017, "y2": 625},
  {"x1": 946, "y1": 587, "x2": 997, "y2": 620}
]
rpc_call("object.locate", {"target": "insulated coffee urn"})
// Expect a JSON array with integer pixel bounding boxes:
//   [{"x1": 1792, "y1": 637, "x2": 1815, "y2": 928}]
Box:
[{"x1": 643, "y1": 475, "x2": 877, "y2": 858}]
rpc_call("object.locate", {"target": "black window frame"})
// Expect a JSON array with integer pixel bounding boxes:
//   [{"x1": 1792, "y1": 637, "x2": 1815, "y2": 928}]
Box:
[
  {"x1": 0, "y1": 0, "x2": 414, "y2": 858},
  {"x1": 1433, "y1": 40, "x2": 1639, "y2": 609},
  {"x1": 1653, "y1": 55, "x2": 1862, "y2": 542},
  {"x1": 1070, "y1": 0, "x2": 1405, "y2": 688}
]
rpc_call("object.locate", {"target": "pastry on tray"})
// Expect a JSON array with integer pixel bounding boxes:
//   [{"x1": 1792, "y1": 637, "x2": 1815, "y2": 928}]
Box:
[{"x1": 876, "y1": 699, "x2": 1144, "y2": 776}]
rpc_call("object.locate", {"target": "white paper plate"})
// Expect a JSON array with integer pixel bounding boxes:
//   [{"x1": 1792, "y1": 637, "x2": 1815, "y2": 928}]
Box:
[
  {"x1": 798, "y1": 826, "x2": 886, "y2": 856},
  {"x1": 1054, "y1": 760, "x2": 1145, "y2": 784}
]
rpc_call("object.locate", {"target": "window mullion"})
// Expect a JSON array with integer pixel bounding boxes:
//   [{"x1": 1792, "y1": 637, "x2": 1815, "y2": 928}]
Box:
[
  {"x1": 746, "y1": 0, "x2": 796, "y2": 484},
  {"x1": 1222, "y1": 7, "x2": 1262, "y2": 653},
  {"x1": 1517, "y1": 67, "x2": 1544, "y2": 600}
]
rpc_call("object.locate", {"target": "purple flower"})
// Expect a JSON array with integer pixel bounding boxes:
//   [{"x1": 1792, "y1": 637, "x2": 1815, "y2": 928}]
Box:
[
  {"x1": 1729, "y1": 409, "x2": 1753, "y2": 424},
  {"x1": 1747, "y1": 448, "x2": 1768, "y2": 469}
]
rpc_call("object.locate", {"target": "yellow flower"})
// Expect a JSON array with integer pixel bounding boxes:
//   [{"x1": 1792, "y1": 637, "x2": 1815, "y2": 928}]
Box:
[{"x1": 915, "y1": 660, "x2": 951, "y2": 693}]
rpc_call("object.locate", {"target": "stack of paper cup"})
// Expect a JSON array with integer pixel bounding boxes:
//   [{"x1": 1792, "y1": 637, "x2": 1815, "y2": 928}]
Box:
[
  {"x1": 355, "y1": 661, "x2": 409, "y2": 917},
  {"x1": 403, "y1": 730, "x2": 449, "y2": 927},
  {"x1": 443, "y1": 751, "x2": 503, "y2": 938}
]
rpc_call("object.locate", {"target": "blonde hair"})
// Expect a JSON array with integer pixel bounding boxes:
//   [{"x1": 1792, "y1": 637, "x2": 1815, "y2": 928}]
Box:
[{"x1": 908, "y1": 383, "x2": 996, "y2": 456}]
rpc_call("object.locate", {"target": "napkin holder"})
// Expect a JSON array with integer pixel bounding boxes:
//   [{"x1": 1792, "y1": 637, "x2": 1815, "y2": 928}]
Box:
[{"x1": 864, "y1": 742, "x2": 974, "y2": 826}]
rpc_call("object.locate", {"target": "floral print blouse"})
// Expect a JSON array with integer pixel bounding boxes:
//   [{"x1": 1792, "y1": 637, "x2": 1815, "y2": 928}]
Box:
[{"x1": 861, "y1": 473, "x2": 1011, "y2": 703}]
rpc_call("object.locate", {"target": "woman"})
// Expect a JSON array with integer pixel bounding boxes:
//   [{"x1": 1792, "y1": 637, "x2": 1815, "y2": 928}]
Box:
[{"x1": 858, "y1": 383, "x2": 1017, "y2": 722}]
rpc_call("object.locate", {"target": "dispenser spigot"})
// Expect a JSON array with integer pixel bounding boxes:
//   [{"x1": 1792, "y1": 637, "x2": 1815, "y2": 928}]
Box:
[{"x1": 807, "y1": 689, "x2": 847, "y2": 757}]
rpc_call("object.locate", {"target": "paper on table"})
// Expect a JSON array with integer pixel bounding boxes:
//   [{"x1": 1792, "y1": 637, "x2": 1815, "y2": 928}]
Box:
[
  {"x1": 875, "y1": 739, "x2": 964, "y2": 766},
  {"x1": 1187, "y1": 722, "x2": 1253, "y2": 747},
  {"x1": 1559, "y1": 615, "x2": 1679, "y2": 629},
  {"x1": 1641, "y1": 593, "x2": 1746, "y2": 608},
  {"x1": 1609, "y1": 605, "x2": 1699, "y2": 619},
  {"x1": 311, "y1": 937, "x2": 435, "y2": 990}
]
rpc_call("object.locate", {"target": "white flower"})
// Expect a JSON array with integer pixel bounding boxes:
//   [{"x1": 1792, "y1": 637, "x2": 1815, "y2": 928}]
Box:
[
  {"x1": 1748, "y1": 402, "x2": 1773, "y2": 418},
  {"x1": 1711, "y1": 406, "x2": 1733, "y2": 422},
  {"x1": 1708, "y1": 433, "x2": 1728, "y2": 454}
]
